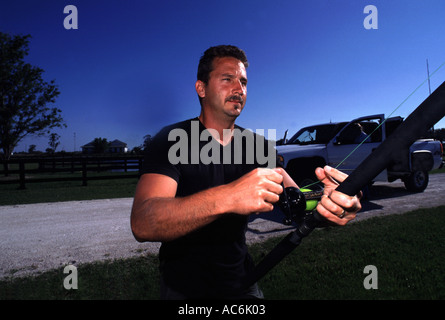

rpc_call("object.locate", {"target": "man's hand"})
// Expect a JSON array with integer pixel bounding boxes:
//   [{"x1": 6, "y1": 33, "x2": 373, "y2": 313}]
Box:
[
  {"x1": 315, "y1": 166, "x2": 362, "y2": 226},
  {"x1": 223, "y1": 167, "x2": 284, "y2": 215}
]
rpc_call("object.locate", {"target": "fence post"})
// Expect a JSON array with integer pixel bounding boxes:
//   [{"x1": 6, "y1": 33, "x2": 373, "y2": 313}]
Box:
[
  {"x1": 19, "y1": 160, "x2": 26, "y2": 189},
  {"x1": 82, "y1": 158, "x2": 87, "y2": 186},
  {"x1": 2, "y1": 160, "x2": 9, "y2": 177},
  {"x1": 71, "y1": 155, "x2": 75, "y2": 173}
]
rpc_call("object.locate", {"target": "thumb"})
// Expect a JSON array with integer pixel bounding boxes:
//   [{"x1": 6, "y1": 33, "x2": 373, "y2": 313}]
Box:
[{"x1": 316, "y1": 166, "x2": 339, "y2": 187}]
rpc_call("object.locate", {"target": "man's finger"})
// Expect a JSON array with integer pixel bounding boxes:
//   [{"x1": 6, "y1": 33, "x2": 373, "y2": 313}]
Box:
[
  {"x1": 323, "y1": 165, "x2": 348, "y2": 184},
  {"x1": 315, "y1": 166, "x2": 338, "y2": 186},
  {"x1": 253, "y1": 167, "x2": 283, "y2": 184},
  {"x1": 263, "y1": 190, "x2": 281, "y2": 204},
  {"x1": 328, "y1": 191, "x2": 361, "y2": 213},
  {"x1": 268, "y1": 167, "x2": 284, "y2": 184}
]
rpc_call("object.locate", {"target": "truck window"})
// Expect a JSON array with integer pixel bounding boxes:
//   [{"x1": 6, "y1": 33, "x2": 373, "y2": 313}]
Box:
[
  {"x1": 287, "y1": 123, "x2": 346, "y2": 145},
  {"x1": 337, "y1": 119, "x2": 381, "y2": 144}
]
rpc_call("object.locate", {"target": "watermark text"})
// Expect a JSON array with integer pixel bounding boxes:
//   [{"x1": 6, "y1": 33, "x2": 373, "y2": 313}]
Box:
[
  {"x1": 167, "y1": 121, "x2": 276, "y2": 168},
  {"x1": 363, "y1": 265, "x2": 378, "y2": 289},
  {"x1": 63, "y1": 264, "x2": 78, "y2": 290},
  {"x1": 363, "y1": 5, "x2": 378, "y2": 30}
]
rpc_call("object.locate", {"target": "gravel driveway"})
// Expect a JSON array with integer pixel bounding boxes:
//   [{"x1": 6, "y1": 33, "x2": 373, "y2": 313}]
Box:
[{"x1": 1, "y1": 173, "x2": 444, "y2": 279}]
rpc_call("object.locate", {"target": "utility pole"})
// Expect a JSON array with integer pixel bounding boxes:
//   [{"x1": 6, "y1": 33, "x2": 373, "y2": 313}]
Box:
[
  {"x1": 426, "y1": 59, "x2": 434, "y2": 134},
  {"x1": 427, "y1": 59, "x2": 431, "y2": 96}
]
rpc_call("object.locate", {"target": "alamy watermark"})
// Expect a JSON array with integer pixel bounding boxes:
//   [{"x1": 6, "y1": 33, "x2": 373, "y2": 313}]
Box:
[
  {"x1": 363, "y1": 265, "x2": 378, "y2": 289},
  {"x1": 167, "y1": 121, "x2": 277, "y2": 168},
  {"x1": 63, "y1": 264, "x2": 78, "y2": 290},
  {"x1": 363, "y1": 5, "x2": 378, "y2": 30},
  {"x1": 63, "y1": 5, "x2": 78, "y2": 30},
  {"x1": 63, "y1": 5, "x2": 378, "y2": 31}
]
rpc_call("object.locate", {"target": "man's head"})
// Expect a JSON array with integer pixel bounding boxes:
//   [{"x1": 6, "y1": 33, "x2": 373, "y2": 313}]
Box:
[
  {"x1": 196, "y1": 45, "x2": 249, "y2": 122},
  {"x1": 197, "y1": 45, "x2": 249, "y2": 85}
]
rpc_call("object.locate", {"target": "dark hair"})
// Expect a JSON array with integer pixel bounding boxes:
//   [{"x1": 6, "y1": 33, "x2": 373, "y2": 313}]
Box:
[{"x1": 197, "y1": 45, "x2": 249, "y2": 84}]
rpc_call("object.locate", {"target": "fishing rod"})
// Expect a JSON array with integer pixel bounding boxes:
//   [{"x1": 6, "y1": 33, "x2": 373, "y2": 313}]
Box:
[{"x1": 241, "y1": 80, "x2": 445, "y2": 290}]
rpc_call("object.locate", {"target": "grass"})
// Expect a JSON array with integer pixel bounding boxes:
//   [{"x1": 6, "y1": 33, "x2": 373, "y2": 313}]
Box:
[
  {"x1": 431, "y1": 158, "x2": 445, "y2": 174},
  {"x1": 0, "y1": 173, "x2": 139, "y2": 205},
  {"x1": 254, "y1": 207, "x2": 445, "y2": 300},
  {"x1": 1, "y1": 169, "x2": 444, "y2": 300},
  {"x1": 1, "y1": 206, "x2": 444, "y2": 300}
]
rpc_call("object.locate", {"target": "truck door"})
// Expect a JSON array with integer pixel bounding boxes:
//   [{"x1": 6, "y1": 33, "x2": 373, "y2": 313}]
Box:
[{"x1": 326, "y1": 116, "x2": 387, "y2": 180}]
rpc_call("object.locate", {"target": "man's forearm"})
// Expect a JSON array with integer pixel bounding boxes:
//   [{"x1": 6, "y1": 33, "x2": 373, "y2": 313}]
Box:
[{"x1": 131, "y1": 184, "x2": 229, "y2": 242}]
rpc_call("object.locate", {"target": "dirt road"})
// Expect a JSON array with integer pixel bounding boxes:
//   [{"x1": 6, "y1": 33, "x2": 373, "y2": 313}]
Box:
[{"x1": 1, "y1": 173, "x2": 444, "y2": 279}]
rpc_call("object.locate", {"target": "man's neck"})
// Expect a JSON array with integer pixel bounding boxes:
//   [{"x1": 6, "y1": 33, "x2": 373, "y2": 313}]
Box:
[{"x1": 198, "y1": 112, "x2": 236, "y2": 146}]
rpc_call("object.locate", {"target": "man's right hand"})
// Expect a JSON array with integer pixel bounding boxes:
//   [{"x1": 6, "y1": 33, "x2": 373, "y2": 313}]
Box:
[{"x1": 222, "y1": 167, "x2": 284, "y2": 215}]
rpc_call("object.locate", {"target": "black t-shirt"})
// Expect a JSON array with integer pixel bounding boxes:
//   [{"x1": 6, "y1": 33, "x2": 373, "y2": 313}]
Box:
[{"x1": 141, "y1": 117, "x2": 275, "y2": 298}]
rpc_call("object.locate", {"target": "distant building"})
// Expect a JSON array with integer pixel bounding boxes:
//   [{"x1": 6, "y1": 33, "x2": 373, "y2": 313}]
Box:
[
  {"x1": 108, "y1": 139, "x2": 128, "y2": 153},
  {"x1": 81, "y1": 139, "x2": 128, "y2": 154},
  {"x1": 81, "y1": 141, "x2": 95, "y2": 154}
]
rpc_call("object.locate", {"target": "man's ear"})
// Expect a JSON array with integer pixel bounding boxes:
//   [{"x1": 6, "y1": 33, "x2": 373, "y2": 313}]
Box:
[{"x1": 195, "y1": 80, "x2": 206, "y2": 98}]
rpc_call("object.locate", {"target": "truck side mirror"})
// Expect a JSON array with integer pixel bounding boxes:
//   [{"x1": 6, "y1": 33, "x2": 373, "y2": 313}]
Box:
[{"x1": 333, "y1": 137, "x2": 343, "y2": 145}]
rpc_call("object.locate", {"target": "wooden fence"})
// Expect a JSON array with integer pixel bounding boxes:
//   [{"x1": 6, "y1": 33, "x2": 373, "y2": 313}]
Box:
[{"x1": 0, "y1": 154, "x2": 144, "y2": 189}]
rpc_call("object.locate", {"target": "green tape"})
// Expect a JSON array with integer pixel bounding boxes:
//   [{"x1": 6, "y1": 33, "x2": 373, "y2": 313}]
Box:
[{"x1": 301, "y1": 188, "x2": 318, "y2": 211}]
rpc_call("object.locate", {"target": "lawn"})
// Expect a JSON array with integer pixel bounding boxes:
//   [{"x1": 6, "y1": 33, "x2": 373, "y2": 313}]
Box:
[
  {"x1": 0, "y1": 173, "x2": 139, "y2": 205},
  {"x1": 1, "y1": 170, "x2": 444, "y2": 303},
  {"x1": 1, "y1": 206, "x2": 444, "y2": 300}
]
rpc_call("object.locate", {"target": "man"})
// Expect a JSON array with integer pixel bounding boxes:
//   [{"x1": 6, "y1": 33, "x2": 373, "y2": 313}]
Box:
[{"x1": 130, "y1": 45, "x2": 361, "y2": 299}]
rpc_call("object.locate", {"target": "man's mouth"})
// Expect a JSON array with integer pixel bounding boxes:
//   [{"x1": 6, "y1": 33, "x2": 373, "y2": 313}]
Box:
[{"x1": 226, "y1": 95, "x2": 244, "y2": 105}]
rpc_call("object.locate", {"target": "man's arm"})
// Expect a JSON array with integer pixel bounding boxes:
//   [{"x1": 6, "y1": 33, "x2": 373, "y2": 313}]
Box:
[
  {"x1": 130, "y1": 168, "x2": 284, "y2": 242},
  {"x1": 130, "y1": 166, "x2": 361, "y2": 242}
]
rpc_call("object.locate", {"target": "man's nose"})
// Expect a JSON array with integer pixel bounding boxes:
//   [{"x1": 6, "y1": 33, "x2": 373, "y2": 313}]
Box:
[{"x1": 232, "y1": 80, "x2": 245, "y2": 95}]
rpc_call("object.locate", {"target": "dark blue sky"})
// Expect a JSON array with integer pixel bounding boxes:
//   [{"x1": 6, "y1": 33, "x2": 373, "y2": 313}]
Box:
[{"x1": 2, "y1": 0, "x2": 445, "y2": 152}]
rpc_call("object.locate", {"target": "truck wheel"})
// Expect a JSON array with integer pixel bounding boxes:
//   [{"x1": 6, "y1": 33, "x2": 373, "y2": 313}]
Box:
[{"x1": 403, "y1": 170, "x2": 429, "y2": 192}]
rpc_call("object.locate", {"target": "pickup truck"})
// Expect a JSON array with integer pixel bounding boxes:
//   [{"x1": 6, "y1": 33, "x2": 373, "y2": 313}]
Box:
[{"x1": 276, "y1": 114, "x2": 443, "y2": 192}]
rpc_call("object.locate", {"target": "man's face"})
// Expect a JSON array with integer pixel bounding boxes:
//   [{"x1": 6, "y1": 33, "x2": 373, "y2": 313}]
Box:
[{"x1": 197, "y1": 56, "x2": 248, "y2": 120}]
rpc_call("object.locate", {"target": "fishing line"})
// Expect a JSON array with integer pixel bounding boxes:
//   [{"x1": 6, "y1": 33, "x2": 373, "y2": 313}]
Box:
[{"x1": 301, "y1": 59, "x2": 445, "y2": 190}]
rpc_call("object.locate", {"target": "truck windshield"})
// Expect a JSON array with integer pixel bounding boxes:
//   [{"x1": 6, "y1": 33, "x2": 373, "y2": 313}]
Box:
[{"x1": 287, "y1": 123, "x2": 347, "y2": 145}]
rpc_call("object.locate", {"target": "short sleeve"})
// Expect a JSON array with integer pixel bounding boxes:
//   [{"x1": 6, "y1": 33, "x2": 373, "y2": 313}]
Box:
[{"x1": 141, "y1": 126, "x2": 181, "y2": 183}]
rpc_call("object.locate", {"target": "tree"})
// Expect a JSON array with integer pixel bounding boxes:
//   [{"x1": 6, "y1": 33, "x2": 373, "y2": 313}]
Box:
[
  {"x1": 143, "y1": 134, "x2": 152, "y2": 150},
  {"x1": 131, "y1": 134, "x2": 153, "y2": 154},
  {"x1": 0, "y1": 32, "x2": 66, "y2": 160},
  {"x1": 92, "y1": 137, "x2": 110, "y2": 154},
  {"x1": 434, "y1": 128, "x2": 445, "y2": 142},
  {"x1": 47, "y1": 132, "x2": 61, "y2": 153},
  {"x1": 28, "y1": 144, "x2": 36, "y2": 153}
]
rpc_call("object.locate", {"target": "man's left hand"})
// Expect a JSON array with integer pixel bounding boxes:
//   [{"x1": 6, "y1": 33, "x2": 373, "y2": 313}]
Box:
[{"x1": 315, "y1": 166, "x2": 362, "y2": 226}]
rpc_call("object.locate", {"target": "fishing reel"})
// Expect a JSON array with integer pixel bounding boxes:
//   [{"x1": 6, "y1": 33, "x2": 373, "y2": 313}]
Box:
[{"x1": 278, "y1": 186, "x2": 323, "y2": 225}]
